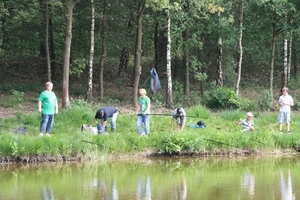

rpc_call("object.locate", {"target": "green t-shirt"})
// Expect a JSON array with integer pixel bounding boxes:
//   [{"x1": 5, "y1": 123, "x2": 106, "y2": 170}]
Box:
[
  {"x1": 38, "y1": 91, "x2": 57, "y2": 114},
  {"x1": 138, "y1": 96, "x2": 151, "y2": 114}
]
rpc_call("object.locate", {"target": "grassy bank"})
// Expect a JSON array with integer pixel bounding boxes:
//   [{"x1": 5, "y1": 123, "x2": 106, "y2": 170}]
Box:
[{"x1": 0, "y1": 99, "x2": 300, "y2": 163}]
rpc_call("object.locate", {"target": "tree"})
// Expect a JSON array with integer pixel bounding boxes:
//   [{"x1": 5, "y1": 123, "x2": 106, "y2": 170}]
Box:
[
  {"x1": 235, "y1": 0, "x2": 244, "y2": 96},
  {"x1": 62, "y1": 0, "x2": 78, "y2": 108},
  {"x1": 86, "y1": 0, "x2": 95, "y2": 100},
  {"x1": 131, "y1": 0, "x2": 146, "y2": 107}
]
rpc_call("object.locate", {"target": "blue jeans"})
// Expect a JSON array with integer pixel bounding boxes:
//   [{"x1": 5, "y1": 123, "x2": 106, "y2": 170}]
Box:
[
  {"x1": 98, "y1": 111, "x2": 119, "y2": 133},
  {"x1": 40, "y1": 114, "x2": 54, "y2": 133},
  {"x1": 137, "y1": 115, "x2": 150, "y2": 135}
]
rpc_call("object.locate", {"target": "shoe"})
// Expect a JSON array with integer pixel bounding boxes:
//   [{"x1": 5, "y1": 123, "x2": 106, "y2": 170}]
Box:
[
  {"x1": 39, "y1": 133, "x2": 44, "y2": 137},
  {"x1": 45, "y1": 133, "x2": 51, "y2": 137}
]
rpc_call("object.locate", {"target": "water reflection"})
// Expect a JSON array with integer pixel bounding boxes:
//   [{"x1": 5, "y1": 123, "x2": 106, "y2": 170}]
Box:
[
  {"x1": 136, "y1": 176, "x2": 151, "y2": 200},
  {"x1": 1, "y1": 157, "x2": 300, "y2": 200},
  {"x1": 280, "y1": 170, "x2": 295, "y2": 200},
  {"x1": 241, "y1": 172, "x2": 255, "y2": 198},
  {"x1": 41, "y1": 186, "x2": 54, "y2": 200}
]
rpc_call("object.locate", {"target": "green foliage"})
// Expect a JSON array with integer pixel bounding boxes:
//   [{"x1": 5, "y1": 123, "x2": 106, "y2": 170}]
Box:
[
  {"x1": 203, "y1": 87, "x2": 243, "y2": 109},
  {"x1": 1, "y1": 98, "x2": 300, "y2": 160},
  {"x1": 259, "y1": 90, "x2": 273, "y2": 111}
]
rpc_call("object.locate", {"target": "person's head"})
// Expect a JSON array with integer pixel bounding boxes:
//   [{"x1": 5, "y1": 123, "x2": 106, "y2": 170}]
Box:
[
  {"x1": 45, "y1": 82, "x2": 53, "y2": 91},
  {"x1": 139, "y1": 88, "x2": 147, "y2": 96},
  {"x1": 246, "y1": 112, "x2": 254, "y2": 120},
  {"x1": 176, "y1": 108, "x2": 183, "y2": 116},
  {"x1": 282, "y1": 87, "x2": 288, "y2": 95}
]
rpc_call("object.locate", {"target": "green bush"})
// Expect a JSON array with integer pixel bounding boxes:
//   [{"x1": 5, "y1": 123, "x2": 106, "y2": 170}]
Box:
[{"x1": 203, "y1": 87, "x2": 242, "y2": 109}]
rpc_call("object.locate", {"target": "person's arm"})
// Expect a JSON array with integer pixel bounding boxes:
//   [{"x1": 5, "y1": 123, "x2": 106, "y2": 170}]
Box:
[
  {"x1": 237, "y1": 118, "x2": 242, "y2": 125},
  {"x1": 143, "y1": 98, "x2": 151, "y2": 115},
  {"x1": 38, "y1": 101, "x2": 42, "y2": 113},
  {"x1": 55, "y1": 101, "x2": 58, "y2": 114}
]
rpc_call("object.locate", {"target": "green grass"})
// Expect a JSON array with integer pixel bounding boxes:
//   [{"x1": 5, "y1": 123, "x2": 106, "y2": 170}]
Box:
[{"x1": 1, "y1": 100, "x2": 300, "y2": 161}]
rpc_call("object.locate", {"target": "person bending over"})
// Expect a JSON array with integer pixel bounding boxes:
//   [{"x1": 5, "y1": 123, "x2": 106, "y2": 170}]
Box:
[{"x1": 171, "y1": 107, "x2": 186, "y2": 131}]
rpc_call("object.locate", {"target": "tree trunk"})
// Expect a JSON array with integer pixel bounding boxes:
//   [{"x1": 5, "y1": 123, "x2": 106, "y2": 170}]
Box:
[
  {"x1": 45, "y1": 0, "x2": 51, "y2": 82},
  {"x1": 216, "y1": 11, "x2": 223, "y2": 87},
  {"x1": 283, "y1": 39, "x2": 288, "y2": 87},
  {"x1": 131, "y1": 0, "x2": 145, "y2": 107},
  {"x1": 62, "y1": 0, "x2": 78, "y2": 108},
  {"x1": 269, "y1": 24, "x2": 276, "y2": 100},
  {"x1": 118, "y1": 10, "x2": 134, "y2": 78},
  {"x1": 235, "y1": 1, "x2": 243, "y2": 96},
  {"x1": 86, "y1": 0, "x2": 95, "y2": 100},
  {"x1": 288, "y1": 32, "x2": 292, "y2": 81},
  {"x1": 184, "y1": 27, "x2": 190, "y2": 96},
  {"x1": 166, "y1": 9, "x2": 173, "y2": 108},
  {"x1": 99, "y1": 0, "x2": 107, "y2": 98}
]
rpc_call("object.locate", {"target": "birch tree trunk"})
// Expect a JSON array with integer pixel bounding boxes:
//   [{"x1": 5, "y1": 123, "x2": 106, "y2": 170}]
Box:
[
  {"x1": 288, "y1": 32, "x2": 292, "y2": 81},
  {"x1": 131, "y1": 0, "x2": 145, "y2": 107},
  {"x1": 283, "y1": 39, "x2": 288, "y2": 87},
  {"x1": 235, "y1": 1, "x2": 243, "y2": 96},
  {"x1": 166, "y1": 9, "x2": 173, "y2": 108},
  {"x1": 86, "y1": 0, "x2": 95, "y2": 100},
  {"x1": 216, "y1": 12, "x2": 223, "y2": 87},
  {"x1": 62, "y1": 0, "x2": 78, "y2": 108}
]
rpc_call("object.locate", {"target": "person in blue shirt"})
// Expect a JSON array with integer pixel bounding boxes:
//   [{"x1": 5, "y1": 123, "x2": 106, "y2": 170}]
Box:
[{"x1": 94, "y1": 106, "x2": 119, "y2": 133}]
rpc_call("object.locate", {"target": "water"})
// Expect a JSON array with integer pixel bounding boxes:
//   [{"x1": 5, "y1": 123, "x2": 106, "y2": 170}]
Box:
[{"x1": 0, "y1": 156, "x2": 299, "y2": 200}]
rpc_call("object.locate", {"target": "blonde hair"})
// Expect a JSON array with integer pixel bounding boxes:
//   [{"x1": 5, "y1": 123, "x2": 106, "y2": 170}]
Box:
[
  {"x1": 45, "y1": 82, "x2": 53, "y2": 89},
  {"x1": 139, "y1": 88, "x2": 146, "y2": 95}
]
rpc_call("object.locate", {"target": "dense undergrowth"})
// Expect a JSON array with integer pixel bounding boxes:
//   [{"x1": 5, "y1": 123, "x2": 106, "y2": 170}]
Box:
[{"x1": 1, "y1": 96, "x2": 300, "y2": 164}]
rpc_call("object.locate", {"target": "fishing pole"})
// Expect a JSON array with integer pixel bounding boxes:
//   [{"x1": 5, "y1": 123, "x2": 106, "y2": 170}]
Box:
[
  {"x1": 203, "y1": 138, "x2": 237, "y2": 148},
  {"x1": 82, "y1": 140, "x2": 120, "y2": 152},
  {"x1": 249, "y1": 138, "x2": 274, "y2": 148},
  {"x1": 137, "y1": 113, "x2": 204, "y2": 118}
]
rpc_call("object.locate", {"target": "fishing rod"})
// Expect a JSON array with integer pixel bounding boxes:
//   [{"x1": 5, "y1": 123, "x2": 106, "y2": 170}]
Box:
[
  {"x1": 82, "y1": 140, "x2": 120, "y2": 152},
  {"x1": 203, "y1": 138, "x2": 237, "y2": 148},
  {"x1": 137, "y1": 113, "x2": 204, "y2": 118},
  {"x1": 249, "y1": 138, "x2": 274, "y2": 148}
]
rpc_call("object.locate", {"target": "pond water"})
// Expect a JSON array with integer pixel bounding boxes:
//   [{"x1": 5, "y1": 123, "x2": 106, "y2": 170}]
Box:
[{"x1": 1, "y1": 156, "x2": 300, "y2": 200}]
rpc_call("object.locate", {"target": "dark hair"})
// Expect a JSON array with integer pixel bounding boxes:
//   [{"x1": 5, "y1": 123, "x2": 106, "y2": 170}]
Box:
[{"x1": 176, "y1": 108, "x2": 182, "y2": 115}]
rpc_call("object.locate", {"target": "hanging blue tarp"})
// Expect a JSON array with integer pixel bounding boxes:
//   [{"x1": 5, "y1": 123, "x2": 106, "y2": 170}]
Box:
[{"x1": 150, "y1": 68, "x2": 161, "y2": 95}]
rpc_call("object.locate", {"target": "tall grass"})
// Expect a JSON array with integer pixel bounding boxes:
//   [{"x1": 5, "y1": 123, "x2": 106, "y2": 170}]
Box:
[{"x1": 1, "y1": 101, "x2": 300, "y2": 161}]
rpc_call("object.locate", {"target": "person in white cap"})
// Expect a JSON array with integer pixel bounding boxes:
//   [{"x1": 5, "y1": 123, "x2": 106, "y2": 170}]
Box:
[{"x1": 237, "y1": 112, "x2": 255, "y2": 132}]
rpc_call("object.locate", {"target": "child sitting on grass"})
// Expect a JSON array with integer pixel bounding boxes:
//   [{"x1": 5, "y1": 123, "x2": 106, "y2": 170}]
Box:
[{"x1": 237, "y1": 112, "x2": 254, "y2": 132}]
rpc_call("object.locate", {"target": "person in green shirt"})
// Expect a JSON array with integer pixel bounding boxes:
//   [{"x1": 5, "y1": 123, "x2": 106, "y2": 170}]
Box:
[
  {"x1": 38, "y1": 82, "x2": 58, "y2": 137},
  {"x1": 135, "y1": 88, "x2": 151, "y2": 136}
]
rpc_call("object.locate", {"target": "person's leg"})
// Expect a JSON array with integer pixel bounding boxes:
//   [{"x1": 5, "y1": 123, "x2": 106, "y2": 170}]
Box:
[
  {"x1": 111, "y1": 112, "x2": 118, "y2": 132},
  {"x1": 286, "y1": 112, "x2": 291, "y2": 132},
  {"x1": 40, "y1": 114, "x2": 49, "y2": 136},
  {"x1": 144, "y1": 115, "x2": 150, "y2": 135},
  {"x1": 278, "y1": 112, "x2": 284, "y2": 132},
  {"x1": 45, "y1": 114, "x2": 54, "y2": 136},
  {"x1": 137, "y1": 115, "x2": 143, "y2": 135}
]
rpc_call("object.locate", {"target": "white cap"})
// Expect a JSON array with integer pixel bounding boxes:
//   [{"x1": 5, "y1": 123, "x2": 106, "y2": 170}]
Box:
[{"x1": 246, "y1": 112, "x2": 254, "y2": 117}]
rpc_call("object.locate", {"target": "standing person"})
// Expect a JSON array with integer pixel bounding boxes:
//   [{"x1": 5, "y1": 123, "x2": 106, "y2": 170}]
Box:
[
  {"x1": 171, "y1": 107, "x2": 186, "y2": 131},
  {"x1": 136, "y1": 88, "x2": 151, "y2": 136},
  {"x1": 237, "y1": 112, "x2": 254, "y2": 132},
  {"x1": 278, "y1": 87, "x2": 294, "y2": 133},
  {"x1": 94, "y1": 106, "x2": 119, "y2": 133},
  {"x1": 38, "y1": 82, "x2": 58, "y2": 137}
]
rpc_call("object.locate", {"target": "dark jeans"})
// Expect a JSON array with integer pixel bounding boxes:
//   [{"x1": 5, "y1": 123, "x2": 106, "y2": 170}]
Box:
[{"x1": 40, "y1": 114, "x2": 54, "y2": 133}]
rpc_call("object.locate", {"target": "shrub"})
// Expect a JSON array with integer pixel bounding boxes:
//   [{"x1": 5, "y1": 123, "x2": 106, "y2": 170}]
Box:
[{"x1": 203, "y1": 87, "x2": 242, "y2": 109}]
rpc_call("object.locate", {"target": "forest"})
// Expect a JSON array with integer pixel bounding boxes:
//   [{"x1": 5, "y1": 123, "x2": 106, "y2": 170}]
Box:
[{"x1": 0, "y1": 0, "x2": 300, "y2": 110}]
